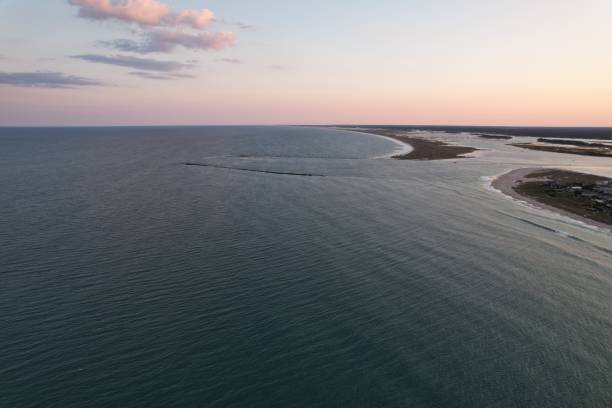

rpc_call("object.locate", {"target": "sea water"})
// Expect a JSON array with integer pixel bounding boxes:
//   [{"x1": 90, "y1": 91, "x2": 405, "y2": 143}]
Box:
[{"x1": 1, "y1": 126, "x2": 610, "y2": 407}]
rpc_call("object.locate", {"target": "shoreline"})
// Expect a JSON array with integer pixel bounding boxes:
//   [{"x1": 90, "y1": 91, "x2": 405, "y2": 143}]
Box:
[
  {"x1": 337, "y1": 125, "x2": 612, "y2": 232},
  {"x1": 335, "y1": 128, "x2": 414, "y2": 158},
  {"x1": 336, "y1": 127, "x2": 478, "y2": 160},
  {"x1": 491, "y1": 168, "x2": 611, "y2": 233}
]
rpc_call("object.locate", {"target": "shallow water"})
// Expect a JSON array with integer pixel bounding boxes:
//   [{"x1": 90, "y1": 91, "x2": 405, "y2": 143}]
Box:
[{"x1": 1, "y1": 126, "x2": 610, "y2": 408}]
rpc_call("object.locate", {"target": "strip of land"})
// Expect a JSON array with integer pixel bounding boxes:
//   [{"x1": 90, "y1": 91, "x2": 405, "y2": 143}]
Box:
[
  {"x1": 492, "y1": 168, "x2": 612, "y2": 230},
  {"x1": 339, "y1": 127, "x2": 479, "y2": 160},
  {"x1": 510, "y1": 142, "x2": 612, "y2": 158},
  {"x1": 331, "y1": 125, "x2": 612, "y2": 140},
  {"x1": 537, "y1": 138, "x2": 610, "y2": 148},
  {"x1": 477, "y1": 134, "x2": 513, "y2": 140}
]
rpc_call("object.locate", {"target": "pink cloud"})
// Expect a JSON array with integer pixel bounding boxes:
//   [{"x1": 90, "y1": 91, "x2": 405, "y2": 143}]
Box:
[
  {"x1": 68, "y1": 0, "x2": 215, "y2": 29},
  {"x1": 175, "y1": 9, "x2": 215, "y2": 29},
  {"x1": 145, "y1": 30, "x2": 234, "y2": 52}
]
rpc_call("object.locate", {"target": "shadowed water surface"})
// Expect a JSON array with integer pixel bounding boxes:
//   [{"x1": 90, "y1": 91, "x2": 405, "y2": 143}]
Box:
[{"x1": 1, "y1": 126, "x2": 610, "y2": 407}]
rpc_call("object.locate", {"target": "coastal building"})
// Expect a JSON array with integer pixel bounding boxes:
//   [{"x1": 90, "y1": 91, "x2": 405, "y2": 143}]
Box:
[{"x1": 595, "y1": 186, "x2": 612, "y2": 195}]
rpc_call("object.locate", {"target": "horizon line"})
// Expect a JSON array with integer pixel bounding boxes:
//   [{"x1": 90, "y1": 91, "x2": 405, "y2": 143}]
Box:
[{"x1": 2, "y1": 124, "x2": 612, "y2": 129}]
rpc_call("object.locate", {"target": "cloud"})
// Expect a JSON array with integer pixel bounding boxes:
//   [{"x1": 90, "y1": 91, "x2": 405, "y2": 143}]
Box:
[
  {"x1": 174, "y1": 9, "x2": 215, "y2": 29},
  {"x1": 72, "y1": 53, "x2": 190, "y2": 72},
  {"x1": 69, "y1": 1, "x2": 235, "y2": 59},
  {"x1": 235, "y1": 22, "x2": 255, "y2": 30},
  {"x1": 269, "y1": 64, "x2": 290, "y2": 71},
  {"x1": 217, "y1": 19, "x2": 256, "y2": 30},
  {"x1": 129, "y1": 71, "x2": 195, "y2": 80},
  {"x1": 128, "y1": 71, "x2": 172, "y2": 80},
  {"x1": 0, "y1": 71, "x2": 104, "y2": 88},
  {"x1": 100, "y1": 30, "x2": 234, "y2": 53},
  {"x1": 219, "y1": 58, "x2": 242, "y2": 64},
  {"x1": 68, "y1": 0, "x2": 214, "y2": 29},
  {"x1": 144, "y1": 29, "x2": 234, "y2": 52},
  {"x1": 97, "y1": 38, "x2": 143, "y2": 52}
]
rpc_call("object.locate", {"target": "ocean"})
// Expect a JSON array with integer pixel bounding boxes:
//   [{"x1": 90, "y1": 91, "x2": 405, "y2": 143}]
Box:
[{"x1": 1, "y1": 126, "x2": 610, "y2": 407}]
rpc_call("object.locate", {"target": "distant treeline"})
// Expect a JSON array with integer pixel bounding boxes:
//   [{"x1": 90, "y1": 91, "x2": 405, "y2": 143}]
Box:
[{"x1": 335, "y1": 125, "x2": 612, "y2": 140}]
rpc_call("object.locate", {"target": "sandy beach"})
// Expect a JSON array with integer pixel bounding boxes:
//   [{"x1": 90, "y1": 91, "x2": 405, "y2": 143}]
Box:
[
  {"x1": 335, "y1": 128, "x2": 414, "y2": 158},
  {"x1": 491, "y1": 168, "x2": 612, "y2": 233},
  {"x1": 337, "y1": 127, "x2": 478, "y2": 160}
]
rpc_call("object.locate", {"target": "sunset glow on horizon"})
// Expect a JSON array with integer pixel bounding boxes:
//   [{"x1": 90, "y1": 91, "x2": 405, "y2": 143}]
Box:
[{"x1": 1, "y1": 0, "x2": 612, "y2": 126}]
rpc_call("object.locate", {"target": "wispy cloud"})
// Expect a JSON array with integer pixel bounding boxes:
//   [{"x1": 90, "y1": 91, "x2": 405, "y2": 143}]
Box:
[
  {"x1": 99, "y1": 30, "x2": 234, "y2": 54},
  {"x1": 97, "y1": 39, "x2": 143, "y2": 53},
  {"x1": 129, "y1": 71, "x2": 195, "y2": 80},
  {"x1": 72, "y1": 54, "x2": 190, "y2": 72},
  {"x1": 235, "y1": 22, "x2": 255, "y2": 30},
  {"x1": 218, "y1": 20, "x2": 256, "y2": 30},
  {"x1": 68, "y1": 0, "x2": 214, "y2": 29},
  {"x1": 0, "y1": 71, "x2": 104, "y2": 88},
  {"x1": 269, "y1": 64, "x2": 290, "y2": 71},
  {"x1": 219, "y1": 58, "x2": 242, "y2": 64}
]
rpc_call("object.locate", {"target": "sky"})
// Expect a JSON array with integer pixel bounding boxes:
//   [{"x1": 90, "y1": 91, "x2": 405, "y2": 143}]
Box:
[{"x1": 1, "y1": 0, "x2": 612, "y2": 126}]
